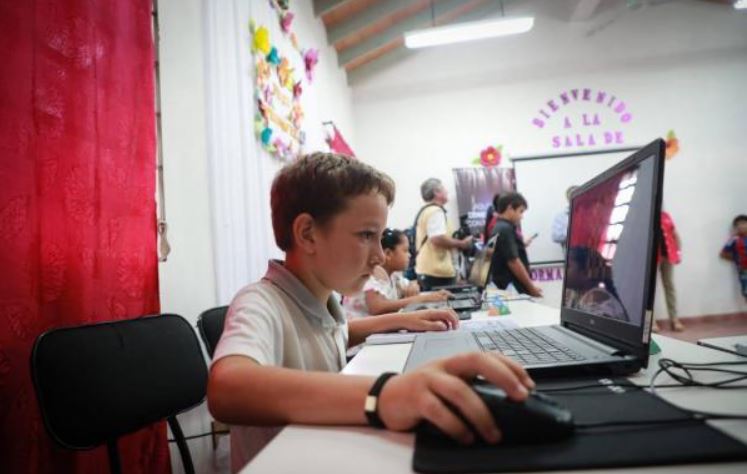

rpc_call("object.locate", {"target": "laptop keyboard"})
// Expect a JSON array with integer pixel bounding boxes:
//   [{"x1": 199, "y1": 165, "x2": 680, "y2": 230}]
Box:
[{"x1": 473, "y1": 327, "x2": 587, "y2": 365}]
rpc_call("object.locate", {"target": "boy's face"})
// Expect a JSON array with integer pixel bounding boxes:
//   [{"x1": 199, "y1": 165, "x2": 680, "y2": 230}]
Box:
[
  {"x1": 504, "y1": 205, "x2": 526, "y2": 225},
  {"x1": 736, "y1": 220, "x2": 747, "y2": 236},
  {"x1": 313, "y1": 192, "x2": 388, "y2": 296}
]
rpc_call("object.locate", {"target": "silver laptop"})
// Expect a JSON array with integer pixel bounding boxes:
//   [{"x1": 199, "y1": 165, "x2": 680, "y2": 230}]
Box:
[{"x1": 404, "y1": 139, "x2": 665, "y2": 377}]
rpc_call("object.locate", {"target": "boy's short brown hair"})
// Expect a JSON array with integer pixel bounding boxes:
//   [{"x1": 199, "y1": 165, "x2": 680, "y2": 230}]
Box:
[{"x1": 271, "y1": 152, "x2": 396, "y2": 250}]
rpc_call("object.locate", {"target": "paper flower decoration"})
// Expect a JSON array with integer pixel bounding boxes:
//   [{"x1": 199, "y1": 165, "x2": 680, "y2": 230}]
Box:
[
  {"x1": 261, "y1": 127, "x2": 273, "y2": 146},
  {"x1": 281, "y1": 12, "x2": 294, "y2": 33},
  {"x1": 291, "y1": 103, "x2": 304, "y2": 128},
  {"x1": 277, "y1": 57, "x2": 294, "y2": 90},
  {"x1": 293, "y1": 81, "x2": 302, "y2": 99},
  {"x1": 266, "y1": 47, "x2": 280, "y2": 65},
  {"x1": 665, "y1": 130, "x2": 679, "y2": 160},
  {"x1": 303, "y1": 48, "x2": 319, "y2": 82},
  {"x1": 252, "y1": 26, "x2": 271, "y2": 55},
  {"x1": 256, "y1": 57, "x2": 271, "y2": 85},
  {"x1": 479, "y1": 146, "x2": 502, "y2": 167}
]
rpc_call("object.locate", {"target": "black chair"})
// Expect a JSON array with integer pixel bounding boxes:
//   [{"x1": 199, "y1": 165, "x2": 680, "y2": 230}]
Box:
[
  {"x1": 196, "y1": 305, "x2": 228, "y2": 358},
  {"x1": 30, "y1": 314, "x2": 207, "y2": 474}
]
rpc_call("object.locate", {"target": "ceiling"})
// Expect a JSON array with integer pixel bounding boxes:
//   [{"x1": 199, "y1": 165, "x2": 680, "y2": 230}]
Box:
[{"x1": 311, "y1": 0, "x2": 737, "y2": 83}]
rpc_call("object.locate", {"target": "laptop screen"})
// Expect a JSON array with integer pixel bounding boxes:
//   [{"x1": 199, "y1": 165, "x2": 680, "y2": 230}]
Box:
[{"x1": 562, "y1": 149, "x2": 659, "y2": 330}]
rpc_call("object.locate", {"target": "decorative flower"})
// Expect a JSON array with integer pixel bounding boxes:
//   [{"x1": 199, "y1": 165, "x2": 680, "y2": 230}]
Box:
[
  {"x1": 257, "y1": 99, "x2": 267, "y2": 118},
  {"x1": 293, "y1": 81, "x2": 302, "y2": 98},
  {"x1": 256, "y1": 57, "x2": 271, "y2": 84},
  {"x1": 254, "y1": 115, "x2": 265, "y2": 135},
  {"x1": 262, "y1": 85, "x2": 273, "y2": 105},
  {"x1": 252, "y1": 26, "x2": 271, "y2": 55},
  {"x1": 277, "y1": 57, "x2": 294, "y2": 89},
  {"x1": 261, "y1": 127, "x2": 273, "y2": 146},
  {"x1": 281, "y1": 12, "x2": 294, "y2": 32},
  {"x1": 266, "y1": 47, "x2": 280, "y2": 65},
  {"x1": 303, "y1": 48, "x2": 319, "y2": 82},
  {"x1": 479, "y1": 146, "x2": 502, "y2": 167},
  {"x1": 665, "y1": 130, "x2": 679, "y2": 160},
  {"x1": 290, "y1": 32, "x2": 299, "y2": 50},
  {"x1": 291, "y1": 102, "x2": 304, "y2": 128}
]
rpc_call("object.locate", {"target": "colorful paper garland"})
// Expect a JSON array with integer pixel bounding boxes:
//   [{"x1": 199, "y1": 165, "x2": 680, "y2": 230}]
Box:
[{"x1": 251, "y1": 20, "x2": 305, "y2": 161}]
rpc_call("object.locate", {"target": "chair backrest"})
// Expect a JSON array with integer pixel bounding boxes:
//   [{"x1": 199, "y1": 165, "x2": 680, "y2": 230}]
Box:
[
  {"x1": 196, "y1": 306, "x2": 228, "y2": 358},
  {"x1": 30, "y1": 314, "x2": 207, "y2": 472}
]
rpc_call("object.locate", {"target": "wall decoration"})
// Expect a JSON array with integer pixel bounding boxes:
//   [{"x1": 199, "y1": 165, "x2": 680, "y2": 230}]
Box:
[
  {"x1": 531, "y1": 265, "x2": 564, "y2": 282},
  {"x1": 530, "y1": 88, "x2": 634, "y2": 150},
  {"x1": 452, "y1": 167, "x2": 516, "y2": 234},
  {"x1": 268, "y1": 0, "x2": 319, "y2": 82},
  {"x1": 665, "y1": 130, "x2": 679, "y2": 160},
  {"x1": 250, "y1": 21, "x2": 305, "y2": 161},
  {"x1": 472, "y1": 145, "x2": 504, "y2": 167},
  {"x1": 323, "y1": 122, "x2": 356, "y2": 157}
]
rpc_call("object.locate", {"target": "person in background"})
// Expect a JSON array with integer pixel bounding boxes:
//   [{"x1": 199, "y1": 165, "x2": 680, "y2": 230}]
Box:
[
  {"x1": 483, "y1": 193, "x2": 501, "y2": 244},
  {"x1": 414, "y1": 178, "x2": 473, "y2": 290},
  {"x1": 208, "y1": 153, "x2": 535, "y2": 471},
  {"x1": 344, "y1": 228, "x2": 450, "y2": 318},
  {"x1": 653, "y1": 211, "x2": 684, "y2": 332},
  {"x1": 551, "y1": 185, "x2": 579, "y2": 255},
  {"x1": 720, "y1": 214, "x2": 747, "y2": 302},
  {"x1": 488, "y1": 192, "x2": 543, "y2": 297}
]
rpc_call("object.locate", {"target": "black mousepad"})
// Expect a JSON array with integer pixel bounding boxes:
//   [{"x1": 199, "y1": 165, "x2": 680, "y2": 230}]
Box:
[{"x1": 413, "y1": 377, "x2": 747, "y2": 473}]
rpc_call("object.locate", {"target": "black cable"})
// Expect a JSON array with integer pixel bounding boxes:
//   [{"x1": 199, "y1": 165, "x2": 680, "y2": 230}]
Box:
[
  {"x1": 536, "y1": 357, "x2": 747, "y2": 429},
  {"x1": 168, "y1": 430, "x2": 230, "y2": 443}
]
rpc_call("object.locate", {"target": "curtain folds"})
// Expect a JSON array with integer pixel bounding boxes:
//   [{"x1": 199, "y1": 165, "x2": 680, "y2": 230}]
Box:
[
  {"x1": 0, "y1": 0, "x2": 166, "y2": 472},
  {"x1": 204, "y1": 0, "x2": 282, "y2": 305}
]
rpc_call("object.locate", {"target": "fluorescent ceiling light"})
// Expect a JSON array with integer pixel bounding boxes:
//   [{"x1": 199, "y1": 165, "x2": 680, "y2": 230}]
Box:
[
  {"x1": 405, "y1": 17, "x2": 534, "y2": 49},
  {"x1": 735, "y1": 0, "x2": 747, "y2": 9}
]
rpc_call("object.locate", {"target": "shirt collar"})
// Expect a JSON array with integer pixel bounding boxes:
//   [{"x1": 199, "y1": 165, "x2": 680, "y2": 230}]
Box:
[
  {"x1": 262, "y1": 260, "x2": 345, "y2": 329},
  {"x1": 497, "y1": 217, "x2": 516, "y2": 229}
]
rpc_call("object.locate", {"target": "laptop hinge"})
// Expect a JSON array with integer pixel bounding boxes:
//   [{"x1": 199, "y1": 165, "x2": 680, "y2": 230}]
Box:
[{"x1": 561, "y1": 322, "x2": 632, "y2": 356}]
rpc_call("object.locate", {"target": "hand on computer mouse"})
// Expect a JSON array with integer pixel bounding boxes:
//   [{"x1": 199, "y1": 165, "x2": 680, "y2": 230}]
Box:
[
  {"x1": 376, "y1": 352, "x2": 535, "y2": 445},
  {"x1": 418, "y1": 384, "x2": 575, "y2": 444}
]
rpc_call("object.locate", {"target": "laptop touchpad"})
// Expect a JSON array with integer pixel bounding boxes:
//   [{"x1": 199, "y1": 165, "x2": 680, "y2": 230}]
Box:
[{"x1": 424, "y1": 336, "x2": 472, "y2": 357}]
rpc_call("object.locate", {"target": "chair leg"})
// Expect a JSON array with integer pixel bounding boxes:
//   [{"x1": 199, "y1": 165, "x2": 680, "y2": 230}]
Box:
[
  {"x1": 168, "y1": 416, "x2": 196, "y2": 474},
  {"x1": 107, "y1": 439, "x2": 122, "y2": 474}
]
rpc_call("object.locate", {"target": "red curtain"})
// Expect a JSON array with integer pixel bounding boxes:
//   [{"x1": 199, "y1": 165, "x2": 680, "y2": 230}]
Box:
[{"x1": 0, "y1": 1, "x2": 168, "y2": 472}]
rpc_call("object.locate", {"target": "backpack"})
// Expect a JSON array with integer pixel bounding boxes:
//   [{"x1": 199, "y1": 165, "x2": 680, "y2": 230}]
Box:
[{"x1": 403, "y1": 203, "x2": 445, "y2": 280}]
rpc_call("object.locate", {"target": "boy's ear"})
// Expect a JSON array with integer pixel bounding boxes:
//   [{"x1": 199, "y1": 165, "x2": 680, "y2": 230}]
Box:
[{"x1": 291, "y1": 213, "x2": 317, "y2": 254}]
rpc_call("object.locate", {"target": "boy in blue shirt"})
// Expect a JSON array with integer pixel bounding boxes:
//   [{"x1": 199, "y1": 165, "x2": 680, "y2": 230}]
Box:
[{"x1": 720, "y1": 214, "x2": 747, "y2": 300}]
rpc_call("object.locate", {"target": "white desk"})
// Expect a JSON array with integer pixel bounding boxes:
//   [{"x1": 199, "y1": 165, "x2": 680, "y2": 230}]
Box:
[{"x1": 242, "y1": 301, "x2": 747, "y2": 474}]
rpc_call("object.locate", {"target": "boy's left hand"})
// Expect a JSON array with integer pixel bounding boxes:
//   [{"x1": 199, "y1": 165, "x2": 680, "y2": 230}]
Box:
[{"x1": 403, "y1": 309, "x2": 459, "y2": 332}]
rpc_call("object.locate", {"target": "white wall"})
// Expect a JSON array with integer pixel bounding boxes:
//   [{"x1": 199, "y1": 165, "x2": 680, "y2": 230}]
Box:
[
  {"x1": 157, "y1": 0, "x2": 355, "y2": 472},
  {"x1": 351, "y1": 0, "x2": 747, "y2": 318}
]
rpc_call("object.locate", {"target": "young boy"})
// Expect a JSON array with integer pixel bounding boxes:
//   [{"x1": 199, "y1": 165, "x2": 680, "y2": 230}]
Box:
[
  {"x1": 488, "y1": 192, "x2": 543, "y2": 297},
  {"x1": 208, "y1": 153, "x2": 535, "y2": 471},
  {"x1": 720, "y1": 214, "x2": 747, "y2": 301}
]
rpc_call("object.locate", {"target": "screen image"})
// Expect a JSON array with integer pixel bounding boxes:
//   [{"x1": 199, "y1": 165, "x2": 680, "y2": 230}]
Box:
[
  {"x1": 562, "y1": 154, "x2": 656, "y2": 328},
  {"x1": 513, "y1": 149, "x2": 636, "y2": 264}
]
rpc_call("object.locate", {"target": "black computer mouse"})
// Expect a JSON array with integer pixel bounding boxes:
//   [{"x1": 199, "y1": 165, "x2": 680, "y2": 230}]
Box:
[{"x1": 418, "y1": 382, "x2": 575, "y2": 444}]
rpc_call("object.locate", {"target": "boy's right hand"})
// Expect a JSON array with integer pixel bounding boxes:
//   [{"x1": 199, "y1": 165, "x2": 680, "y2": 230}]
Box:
[{"x1": 377, "y1": 352, "x2": 535, "y2": 445}]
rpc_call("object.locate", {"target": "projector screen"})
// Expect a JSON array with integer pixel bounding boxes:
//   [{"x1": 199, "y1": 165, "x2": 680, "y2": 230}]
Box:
[{"x1": 513, "y1": 147, "x2": 640, "y2": 265}]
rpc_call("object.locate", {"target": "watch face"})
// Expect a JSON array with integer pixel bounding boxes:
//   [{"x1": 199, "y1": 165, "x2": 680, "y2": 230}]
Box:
[{"x1": 365, "y1": 395, "x2": 378, "y2": 413}]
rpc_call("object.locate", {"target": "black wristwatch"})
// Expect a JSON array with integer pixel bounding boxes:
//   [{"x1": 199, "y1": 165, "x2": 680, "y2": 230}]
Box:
[{"x1": 364, "y1": 372, "x2": 398, "y2": 428}]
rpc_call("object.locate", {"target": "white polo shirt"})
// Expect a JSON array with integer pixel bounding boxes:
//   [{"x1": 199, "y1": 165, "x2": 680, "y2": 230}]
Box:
[{"x1": 212, "y1": 260, "x2": 349, "y2": 472}]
